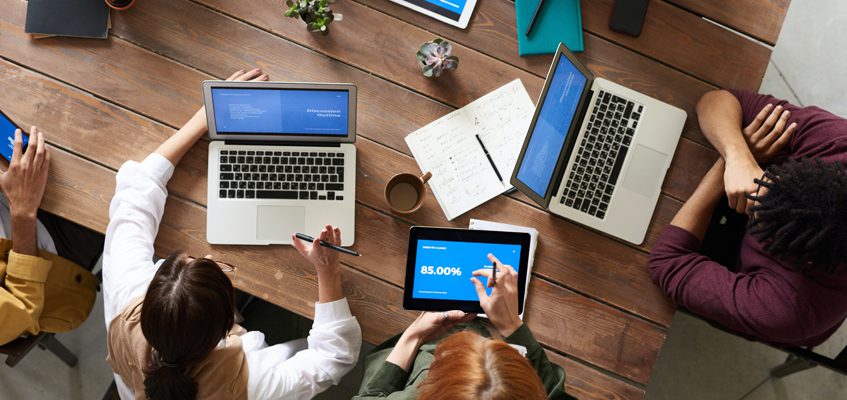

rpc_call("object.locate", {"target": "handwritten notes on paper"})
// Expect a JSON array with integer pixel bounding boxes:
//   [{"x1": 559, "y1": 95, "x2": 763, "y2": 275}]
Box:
[{"x1": 405, "y1": 80, "x2": 535, "y2": 220}]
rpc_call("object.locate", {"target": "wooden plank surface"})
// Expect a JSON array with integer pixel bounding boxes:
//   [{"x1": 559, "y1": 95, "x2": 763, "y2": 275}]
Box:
[
  {"x1": 0, "y1": 0, "x2": 788, "y2": 394},
  {"x1": 667, "y1": 0, "x2": 791, "y2": 45},
  {"x1": 55, "y1": 0, "x2": 677, "y2": 326},
  {"x1": 0, "y1": 51, "x2": 666, "y2": 384}
]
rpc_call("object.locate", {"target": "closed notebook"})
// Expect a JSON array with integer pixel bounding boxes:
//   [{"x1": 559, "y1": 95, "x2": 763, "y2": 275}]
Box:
[
  {"x1": 25, "y1": 0, "x2": 110, "y2": 39},
  {"x1": 516, "y1": 0, "x2": 583, "y2": 55}
]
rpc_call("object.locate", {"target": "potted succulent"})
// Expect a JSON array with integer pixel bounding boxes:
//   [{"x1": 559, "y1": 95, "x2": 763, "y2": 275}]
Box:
[
  {"x1": 417, "y1": 39, "x2": 459, "y2": 78},
  {"x1": 105, "y1": 0, "x2": 136, "y2": 11},
  {"x1": 284, "y1": 0, "x2": 342, "y2": 35}
]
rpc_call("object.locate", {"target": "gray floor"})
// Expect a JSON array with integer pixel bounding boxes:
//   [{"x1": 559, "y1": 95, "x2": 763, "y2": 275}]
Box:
[
  {"x1": 3, "y1": 0, "x2": 846, "y2": 399},
  {"x1": 646, "y1": 0, "x2": 847, "y2": 399}
]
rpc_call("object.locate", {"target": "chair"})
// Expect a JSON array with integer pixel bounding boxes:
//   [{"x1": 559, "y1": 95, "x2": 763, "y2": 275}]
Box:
[
  {"x1": 679, "y1": 309, "x2": 847, "y2": 378},
  {"x1": 0, "y1": 332, "x2": 78, "y2": 367},
  {"x1": 769, "y1": 343, "x2": 847, "y2": 378}
]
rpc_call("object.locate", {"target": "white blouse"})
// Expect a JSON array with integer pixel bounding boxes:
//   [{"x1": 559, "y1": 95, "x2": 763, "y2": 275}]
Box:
[{"x1": 102, "y1": 153, "x2": 361, "y2": 400}]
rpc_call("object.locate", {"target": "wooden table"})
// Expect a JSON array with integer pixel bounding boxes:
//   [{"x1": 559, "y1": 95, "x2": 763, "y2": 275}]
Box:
[{"x1": 0, "y1": 0, "x2": 789, "y2": 397}]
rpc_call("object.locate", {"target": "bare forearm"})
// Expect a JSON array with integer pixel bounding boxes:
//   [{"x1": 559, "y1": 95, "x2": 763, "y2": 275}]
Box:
[
  {"x1": 154, "y1": 107, "x2": 208, "y2": 167},
  {"x1": 317, "y1": 268, "x2": 344, "y2": 303},
  {"x1": 385, "y1": 332, "x2": 422, "y2": 372},
  {"x1": 670, "y1": 160, "x2": 726, "y2": 241},
  {"x1": 11, "y1": 213, "x2": 38, "y2": 256},
  {"x1": 697, "y1": 90, "x2": 757, "y2": 165}
]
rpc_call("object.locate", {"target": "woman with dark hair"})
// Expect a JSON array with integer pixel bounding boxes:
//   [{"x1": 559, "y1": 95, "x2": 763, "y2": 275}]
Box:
[
  {"x1": 103, "y1": 68, "x2": 361, "y2": 400},
  {"x1": 353, "y1": 254, "x2": 575, "y2": 400}
]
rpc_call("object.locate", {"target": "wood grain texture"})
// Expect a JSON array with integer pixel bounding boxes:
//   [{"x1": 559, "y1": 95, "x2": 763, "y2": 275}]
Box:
[
  {"x1": 668, "y1": 0, "x2": 791, "y2": 45},
  {"x1": 81, "y1": 0, "x2": 677, "y2": 325},
  {"x1": 35, "y1": 132, "x2": 652, "y2": 397},
  {"x1": 0, "y1": 0, "x2": 786, "y2": 390},
  {"x1": 580, "y1": 0, "x2": 770, "y2": 90},
  {"x1": 547, "y1": 350, "x2": 646, "y2": 400},
  {"x1": 0, "y1": 55, "x2": 665, "y2": 384}
]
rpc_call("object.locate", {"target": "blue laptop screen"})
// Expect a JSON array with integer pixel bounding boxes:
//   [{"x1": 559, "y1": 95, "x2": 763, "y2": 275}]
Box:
[
  {"x1": 515, "y1": 55, "x2": 588, "y2": 198},
  {"x1": 211, "y1": 88, "x2": 349, "y2": 136}
]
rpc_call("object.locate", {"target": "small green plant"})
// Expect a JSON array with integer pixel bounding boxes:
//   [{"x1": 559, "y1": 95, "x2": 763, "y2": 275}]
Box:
[
  {"x1": 284, "y1": 0, "x2": 340, "y2": 34},
  {"x1": 417, "y1": 39, "x2": 459, "y2": 78}
]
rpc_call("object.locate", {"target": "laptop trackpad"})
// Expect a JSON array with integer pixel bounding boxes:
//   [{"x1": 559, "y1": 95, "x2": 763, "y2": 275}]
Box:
[
  {"x1": 621, "y1": 145, "x2": 668, "y2": 198},
  {"x1": 256, "y1": 206, "x2": 305, "y2": 242}
]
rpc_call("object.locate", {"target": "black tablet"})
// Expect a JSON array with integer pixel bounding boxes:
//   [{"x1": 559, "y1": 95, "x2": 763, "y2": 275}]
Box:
[{"x1": 403, "y1": 227, "x2": 531, "y2": 314}]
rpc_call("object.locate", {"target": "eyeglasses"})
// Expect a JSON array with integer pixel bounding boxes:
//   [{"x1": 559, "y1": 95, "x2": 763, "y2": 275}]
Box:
[{"x1": 187, "y1": 256, "x2": 237, "y2": 273}]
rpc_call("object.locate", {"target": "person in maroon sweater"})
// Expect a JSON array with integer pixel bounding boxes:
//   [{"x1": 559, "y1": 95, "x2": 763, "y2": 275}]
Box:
[{"x1": 648, "y1": 89, "x2": 847, "y2": 347}]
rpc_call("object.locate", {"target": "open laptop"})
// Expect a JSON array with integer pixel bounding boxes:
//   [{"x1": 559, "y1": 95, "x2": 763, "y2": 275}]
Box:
[
  {"x1": 511, "y1": 43, "x2": 686, "y2": 244},
  {"x1": 203, "y1": 81, "x2": 357, "y2": 246}
]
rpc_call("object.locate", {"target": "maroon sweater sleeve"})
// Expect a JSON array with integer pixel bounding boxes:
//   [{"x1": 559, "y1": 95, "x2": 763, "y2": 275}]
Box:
[{"x1": 648, "y1": 225, "x2": 809, "y2": 344}]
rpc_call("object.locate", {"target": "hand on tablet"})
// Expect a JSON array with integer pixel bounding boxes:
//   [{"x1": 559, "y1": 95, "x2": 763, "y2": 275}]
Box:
[
  {"x1": 405, "y1": 310, "x2": 476, "y2": 344},
  {"x1": 0, "y1": 127, "x2": 50, "y2": 218},
  {"x1": 387, "y1": 310, "x2": 475, "y2": 372},
  {"x1": 471, "y1": 254, "x2": 522, "y2": 337}
]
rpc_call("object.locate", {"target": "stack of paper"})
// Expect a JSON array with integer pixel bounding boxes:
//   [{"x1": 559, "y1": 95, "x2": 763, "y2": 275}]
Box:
[
  {"x1": 405, "y1": 79, "x2": 535, "y2": 220},
  {"x1": 469, "y1": 218, "x2": 539, "y2": 320}
]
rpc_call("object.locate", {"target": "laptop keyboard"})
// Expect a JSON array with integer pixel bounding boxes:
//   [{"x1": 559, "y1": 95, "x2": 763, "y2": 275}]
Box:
[
  {"x1": 218, "y1": 150, "x2": 345, "y2": 201},
  {"x1": 559, "y1": 90, "x2": 643, "y2": 219}
]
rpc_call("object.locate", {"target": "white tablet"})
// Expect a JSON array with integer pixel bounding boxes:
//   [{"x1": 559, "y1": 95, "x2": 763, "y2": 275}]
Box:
[{"x1": 390, "y1": 0, "x2": 478, "y2": 29}]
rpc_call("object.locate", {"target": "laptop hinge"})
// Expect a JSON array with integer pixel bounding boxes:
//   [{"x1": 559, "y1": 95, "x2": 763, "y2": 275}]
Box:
[{"x1": 223, "y1": 140, "x2": 341, "y2": 147}]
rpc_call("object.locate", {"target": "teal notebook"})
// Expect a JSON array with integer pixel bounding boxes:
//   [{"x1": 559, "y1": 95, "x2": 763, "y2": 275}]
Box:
[{"x1": 516, "y1": 0, "x2": 584, "y2": 55}]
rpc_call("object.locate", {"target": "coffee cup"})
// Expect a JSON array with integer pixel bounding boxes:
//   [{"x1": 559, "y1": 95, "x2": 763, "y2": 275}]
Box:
[{"x1": 385, "y1": 171, "x2": 432, "y2": 214}]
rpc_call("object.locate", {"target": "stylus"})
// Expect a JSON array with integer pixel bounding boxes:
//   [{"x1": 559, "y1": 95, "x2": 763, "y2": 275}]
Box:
[
  {"x1": 525, "y1": 0, "x2": 546, "y2": 37},
  {"x1": 295, "y1": 233, "x2": 361, "y2": 256}
]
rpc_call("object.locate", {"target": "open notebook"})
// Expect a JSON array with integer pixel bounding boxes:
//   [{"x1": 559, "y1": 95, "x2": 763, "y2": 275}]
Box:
[{"x1": 405, "y1": 80, "x2": 535, "y2": 220}]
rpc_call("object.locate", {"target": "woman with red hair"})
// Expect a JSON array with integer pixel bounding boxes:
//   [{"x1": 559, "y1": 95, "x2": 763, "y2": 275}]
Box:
[{"x1": 354, "y1": 254, "x2": 575, "y2": 399}]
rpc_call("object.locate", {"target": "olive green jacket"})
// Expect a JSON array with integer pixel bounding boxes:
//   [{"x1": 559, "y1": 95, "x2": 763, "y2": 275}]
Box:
[{"x1": 353, "y1": 321, "x2": 576, "y2": 399}]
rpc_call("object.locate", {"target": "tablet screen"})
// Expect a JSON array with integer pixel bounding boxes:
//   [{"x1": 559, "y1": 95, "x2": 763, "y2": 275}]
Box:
[
  {"x1": 412, "y1": 239, "x2": 521, "y2": 301},
  {"x1": 404, "y1": 227, "x2": 530, "y2": 313},
  {"x1": 399, "y1": 0, "x2": 468, "y2": 22}
]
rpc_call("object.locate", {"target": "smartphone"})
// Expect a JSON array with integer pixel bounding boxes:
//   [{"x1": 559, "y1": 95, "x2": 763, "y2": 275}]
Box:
[
  {"x1": 609, "y1": 0, "x2": 650, "y2": 37},
  {"x1": 0, "y1": 110, "x2": 30, "y2": 162}
]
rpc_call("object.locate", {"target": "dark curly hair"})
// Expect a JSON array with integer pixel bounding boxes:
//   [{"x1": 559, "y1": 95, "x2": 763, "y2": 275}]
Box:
[{"x1": 746, "y1": 158, "x2": 847, "y2": 274}]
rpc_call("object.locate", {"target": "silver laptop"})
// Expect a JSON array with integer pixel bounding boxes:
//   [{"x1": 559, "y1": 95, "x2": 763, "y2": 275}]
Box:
[
  {"x1": 203, "y1": 81, "x2": 357, "y2": 245},
  {"x1": 511, "y1": 43, "x2": 686, "y2": 244}
]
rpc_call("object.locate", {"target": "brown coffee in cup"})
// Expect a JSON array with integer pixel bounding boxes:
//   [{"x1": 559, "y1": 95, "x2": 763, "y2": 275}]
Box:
[{"x1": 385, "y1": 172, "x2": 432, "y2": 213}]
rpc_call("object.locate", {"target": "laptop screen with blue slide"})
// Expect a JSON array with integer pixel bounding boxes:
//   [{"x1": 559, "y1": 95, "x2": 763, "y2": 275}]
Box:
[
  {"x1": 514, "y1": 54, "x2": 588, "y2": 199},
  {"x1": 211, "y1": 88, "x2": 349, "y2": 136}
]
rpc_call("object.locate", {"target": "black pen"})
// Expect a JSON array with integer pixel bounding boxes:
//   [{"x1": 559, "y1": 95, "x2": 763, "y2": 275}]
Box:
[
  {"x1": 525, "y1": 0, "x2": 546, "y2": 37},
  {"x1": 475, "y1": 134, "x2": 504, "y2": 182},
  {"x1": 295, "y1": 233, "x2": 361, "y2": 256}
]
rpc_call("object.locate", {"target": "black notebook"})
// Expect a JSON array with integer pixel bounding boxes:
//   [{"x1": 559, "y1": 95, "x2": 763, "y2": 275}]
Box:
[{"x1": 25, "y1": 0, "x2": 110, "y2": 39}]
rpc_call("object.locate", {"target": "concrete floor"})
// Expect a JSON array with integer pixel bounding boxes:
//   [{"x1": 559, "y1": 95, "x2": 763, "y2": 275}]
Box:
[
  {"x1": 2, "y1": 0, "x2": 846, "y2": 399},
  {"x1": 646, "y1": 0, "x2": 847, "y2": 399}
]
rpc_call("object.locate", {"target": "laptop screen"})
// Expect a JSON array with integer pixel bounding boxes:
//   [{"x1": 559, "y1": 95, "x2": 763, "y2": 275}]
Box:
[
  {"x1": 514, "y1": 55, "x2": 588, "y2": 198},
  {"x1": 211, "y1": 88, "x2": 349, "y2": 136}
]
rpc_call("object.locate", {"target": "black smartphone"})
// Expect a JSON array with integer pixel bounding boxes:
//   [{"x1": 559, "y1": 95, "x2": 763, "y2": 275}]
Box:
[
  {"x1": 0, "y1": 110, "x2": 30, "y2": 162},
  {"x1": 609, "y1": 0, "x2": 650, "y2": 37}
]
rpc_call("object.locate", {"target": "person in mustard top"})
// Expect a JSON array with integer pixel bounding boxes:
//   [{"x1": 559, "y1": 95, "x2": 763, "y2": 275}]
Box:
[{"x1": 0, "y1": 126, "x2": 102, "y2": 345}]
